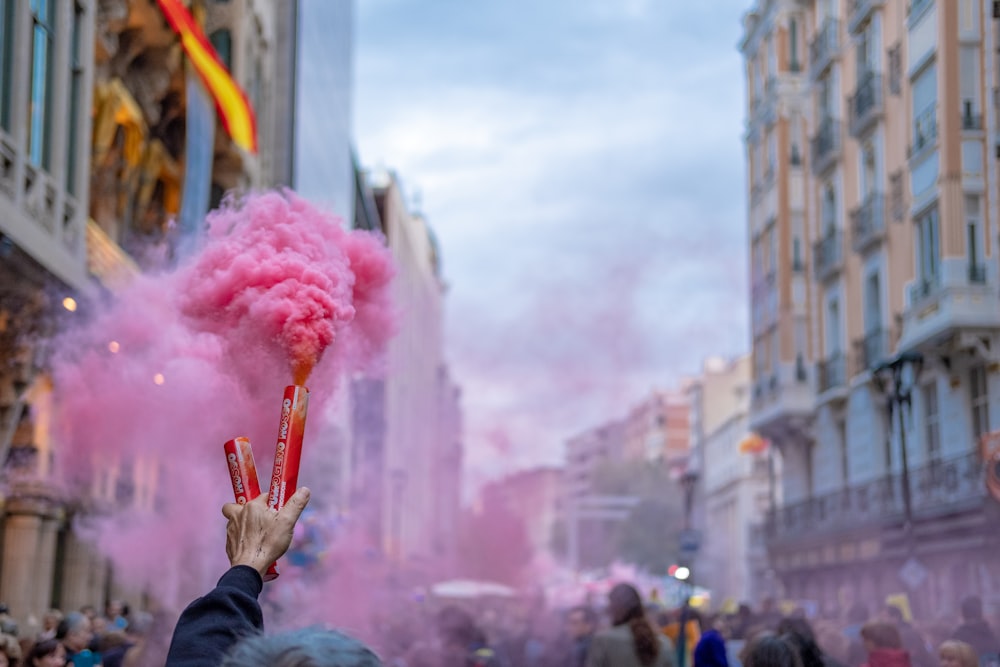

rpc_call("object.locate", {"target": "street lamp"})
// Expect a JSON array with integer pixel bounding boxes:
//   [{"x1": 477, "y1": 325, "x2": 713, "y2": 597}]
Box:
[{"x1": 871, "y1": 350, "x2": 924, "y2": 535}]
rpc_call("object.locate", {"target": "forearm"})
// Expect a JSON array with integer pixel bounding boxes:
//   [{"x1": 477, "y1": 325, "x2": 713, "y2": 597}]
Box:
[{"x1": 164, "y1": 566, "x2": 265, "y2": 667}]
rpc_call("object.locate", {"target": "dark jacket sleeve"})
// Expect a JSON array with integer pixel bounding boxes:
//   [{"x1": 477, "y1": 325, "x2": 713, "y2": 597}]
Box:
[{"x1": 164, "y1": 566, "x2": 264, "y2": 667}]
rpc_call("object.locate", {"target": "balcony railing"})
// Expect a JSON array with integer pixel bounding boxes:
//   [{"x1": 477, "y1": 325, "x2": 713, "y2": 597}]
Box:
[
  {"x1": 849, "y1": 0, "x2": 886, "y2": 34},
  {"x1": 813, "y1": 227, "x2": 843, "y2": 282},
  {"x1": 809, "y1": 19, "x2": 840, "y2": 80},
  {"x1": 962, "y1": 112, "x2": 984, "y2": 131},
  {"x1": 766, "y1": 452, "x2": 984, "y2": 543},
  {"x1": 851, "y1": 192, "x2": 885, "y2": 254},
  {"x1": 853, "y1": 328, "x2": 888, "y2": 374},
  {"x1": 908, "y1": 276, "x2": 940, "y2": 306},
  {"x1": 849, "y1": 72, "x2": 883, "y2": 137},
  {"x1": 817, "y1": 352, "x2": 847, "y2": 393},
  {"x1": 811, "y1": 117, "x2": 841, "y2": 175}
]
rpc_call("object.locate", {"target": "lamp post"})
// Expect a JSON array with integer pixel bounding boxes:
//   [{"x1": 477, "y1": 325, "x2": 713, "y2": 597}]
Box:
[
  {"x1": 676, "y1": 468, "x2": 700, "y2": 667},
  {"x1": 871, "y1": 351, "x2": 923, "y2": 535},
  {"x1": 871, "y1": 350, "x2": 924, "y2": 612}
]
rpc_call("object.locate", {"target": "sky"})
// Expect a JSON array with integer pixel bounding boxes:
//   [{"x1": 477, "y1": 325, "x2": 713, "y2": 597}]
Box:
[{"x1": 299, "y1": 0, "x2": 752, "y2": 488}]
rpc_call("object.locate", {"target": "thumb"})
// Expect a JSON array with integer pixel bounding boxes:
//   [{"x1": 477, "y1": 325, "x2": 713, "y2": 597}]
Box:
[{"x1": 277, "y1": 486, "x2": 311, "y2": 526}]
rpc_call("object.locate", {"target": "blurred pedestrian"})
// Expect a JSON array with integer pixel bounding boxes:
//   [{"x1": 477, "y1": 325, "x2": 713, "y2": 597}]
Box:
[
  {"x1": 937, "y1": 641, "x2": 978, "y2": 667},
  {"x1": 0, "y1": 633, "x2": 20, "y2": 667},
  {"x1": 741, "y1": 634, "x2": 802, "y2": 667},
  {"x1": 951, "y1": 597, "x2": 999, "y2": 663},
  {"x1": 883, "y1": 606, "x2": 933, "y2": 667},
  {"x1": 567, "y1": 606, "x2": 598, "y2": 667},
  {"x1": 24, "y1": 639, "x2": 65, "y2": 667},
  {"x1": 586, "y1": 583, "x2": 675, "y2": 667},
  {"x1": 56, "y1": 613, "x2": 99, "y2": 667},
  {"x1": 859, "y1": 621, "x2": 910, "y2": 667}
]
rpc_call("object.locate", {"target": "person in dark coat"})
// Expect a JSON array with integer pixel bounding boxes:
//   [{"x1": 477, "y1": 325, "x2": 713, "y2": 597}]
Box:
[
  {"x1": 566, "y1": 607, "x2": 598, "y2": 667},
  {"x1": 951, "y1": 597, "x2": 1000, "y2": 662},
  {"x1": 883, "y1": 605, "x2": 933, "y2": 667},
  {"x1": 164, "y1": 487, "x2": 382, "y2": 667},
  {"x1": 694, "y1": 628, "x2": 729, "y2": 667}
]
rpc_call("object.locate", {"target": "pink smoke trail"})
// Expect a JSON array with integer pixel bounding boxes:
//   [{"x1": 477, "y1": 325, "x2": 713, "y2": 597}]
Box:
[{"x1": 51, "y1": 190, "x2": 395, "y2": 611}]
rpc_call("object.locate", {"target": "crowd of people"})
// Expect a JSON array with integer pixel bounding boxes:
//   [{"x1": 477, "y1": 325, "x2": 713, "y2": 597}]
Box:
[
  {"x1": 2, "y1": 484, "x2": 997, "y2": 667},
  {"x1": 0, "y1": 599, "x2": 157, "y2": 667}
]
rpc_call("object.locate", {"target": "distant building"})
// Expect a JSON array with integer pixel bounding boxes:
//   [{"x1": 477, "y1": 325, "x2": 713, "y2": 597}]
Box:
[
  {"x1": 484, "y1": 468, "x2": 564, "y2": 560},
  {"x1": 623, "y1": 390, "x2": 690, "y2": 465},
  {"x1": 347, "y1": 171, "x2": 462, "y2": 567},
  {"x1": 688, "y1": 356, "x2": 771, "y2": 607}
]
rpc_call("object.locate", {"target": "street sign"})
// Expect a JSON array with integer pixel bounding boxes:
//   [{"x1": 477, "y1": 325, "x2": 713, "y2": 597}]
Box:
[
  {"x1": 679, "y1": 529, "x2": 701, "y2": 555},
  {"x1": 899, "y1": 557, "x2": 929, "y2": 590}
]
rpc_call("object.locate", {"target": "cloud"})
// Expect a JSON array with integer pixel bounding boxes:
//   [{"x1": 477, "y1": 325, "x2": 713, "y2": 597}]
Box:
[{"x1": 301, "y1": 0, "x2": 752, "y2": 484}]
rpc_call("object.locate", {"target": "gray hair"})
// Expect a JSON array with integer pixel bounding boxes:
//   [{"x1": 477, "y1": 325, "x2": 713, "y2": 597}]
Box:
[
  {"x1": 220, "y1": 627, "x2": 382, "y2": 667},
  {"x1": 55, "y1": 611, "x2": 88, "y2": 640}
]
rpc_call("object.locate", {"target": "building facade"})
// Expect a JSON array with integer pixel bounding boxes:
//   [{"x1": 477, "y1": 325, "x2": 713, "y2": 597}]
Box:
[
  {"x1": 742, "y1": 0, "x2": 1000, "y2": 617},
  {"x1": 482, "y1": 467, "x2": 564, "y2": 561},
  {"x1": 350, "y1": 171, "x2": 462, "y2": 567},
  {"x1": 0, "y1": 0, "x2": 301, "y2": 625},
  {"x1": 688, "y1": 356, "x2": 771, "y2": 607}
]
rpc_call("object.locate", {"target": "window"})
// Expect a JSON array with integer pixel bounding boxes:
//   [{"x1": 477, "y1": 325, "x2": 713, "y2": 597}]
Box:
[
  {"x1": 864, "y1": 271, "x2": 882, "y2": 334},
  {"x1": 861, "y1": 142, "x2": 877, "y2": 198},
  {"x1": 210, "y1": 29, "x2": 233, "y2": 71},
  {"x1": 0, "y1": 0, "x2": 13, "y2": 130},
  {"x1": 767, "y1": 131, "x2": 777, "y2": 180},
  {"x1": 915, "y1": 207, "x2": 940, "y2": 286},
  {"x1": 967, "y1": 195, "x2": 983, "y2": 282},
  {"x1": 923, "y1": 382, "x2": 940, "y2": 461},
  {"x1": 959, "y1": 47, "x2": 980, "y2": 129},
  {"x1": 67, "y1": 2, "x2": 85, "y2": 194},
  {"x1": 789, "y1": 19, "x2": 800, "y2": 71},
  {"x1": 837, "y1": 418, "x2": 848, "y2": 487},
  {"x1": 856, "y1": 24, "x2": 874, "y2": 78},
  {"x1": 822, "y1": 184, "x2": 837, "y2": 230},
  {"x1": 970, "y1": 365, "x2": 990, "y2": 441},
  {"x1": 912, "y1": 63, "x2": 938, "y2": 152},
  {"x1": 888, "y1": 43, "x2": 902, "y2": 95},
  {"x1": 793, "y1": 237, "x2": 803, "y2": 271},
  {"x1": 826, "y1": 297, "x2": 841, "y2": 355},
  {"x1": 29, "y1": 0, "x2": 55, "y2": 168},
  {"x1": 767, "y1": 35, "x2": 776, "y2": 78},
  {"x1": 890, "y1": 170, "x2": 905, "y2": 221},
  {"x1": 818, "y1": 74, "x2": 835, "y2": 119}
]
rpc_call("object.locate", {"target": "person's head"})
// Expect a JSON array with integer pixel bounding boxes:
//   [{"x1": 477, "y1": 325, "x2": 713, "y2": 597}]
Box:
[
  {"x1": 40, "y1": 611, "x2": 62, "y2": 633},
  {"x1": 778, "y1": 619, "x2": 824, "y2": 667},
  {"x1": 90, "y1": 616, "x2": 107, "y2": 637},
  {"x1": 742, "y1": 634, "x2": 804, "y2": 667},
  {"x1": 220, "y1": 627, "x2": 381, "y2": 667},
  {"x1": 78, "y1": 606, "x2": 95, "y2": 622},
  {"x1": 566, "y1": 606, "x2": 598, "y2": 640},
  {"x1": 0, "y1": 633, "x2": 20, "y2": 667},
  {"x1": 24, "y1": 639, "x2": 64, "y2": 667},
  {"x1": 883, "y1": 605, "x2": 905, "y2": 624},
  {"x1": 960, "y1": 596, "x2": 983, "y2": 622},
  {"x1": 860, "y1": 621, "x2": 901, "y2": 653},
  {"x1": 55, "y1": 612, "x2": 91, "y2": 653},
  {"x1": 125, "y1": 611, "x2": 153, "y2": 639},
  {"x1": 847, "y1": 603, "x2": 869, "y2": 626},
  {"x1": 105, "y1": 600, "x2": 123, "y2": 620},
  {"x1": 694, "y1": 628, "x2": 729, "y2": 667},
  {"x1": 607, "y1": 583, "x2": 660, "y2": 666},
  {"x1": 938, "y1": 640, "x2": 978, "y2": 667}
]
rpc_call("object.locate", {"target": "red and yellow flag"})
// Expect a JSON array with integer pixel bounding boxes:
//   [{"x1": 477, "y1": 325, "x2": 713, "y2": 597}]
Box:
[{"x1": 156, "y1": 0, "x2": 257, "y2": 154}]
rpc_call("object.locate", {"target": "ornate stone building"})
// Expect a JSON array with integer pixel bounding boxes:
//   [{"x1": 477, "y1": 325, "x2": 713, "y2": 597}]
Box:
[{"x1": 0, "y1": 0, "x2": 299, "y2": 626}]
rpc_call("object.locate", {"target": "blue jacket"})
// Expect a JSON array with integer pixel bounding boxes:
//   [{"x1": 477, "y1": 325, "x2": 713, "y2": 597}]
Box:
[{"x1": 165, "y1": 566, "x2": 264, "y2": 667}]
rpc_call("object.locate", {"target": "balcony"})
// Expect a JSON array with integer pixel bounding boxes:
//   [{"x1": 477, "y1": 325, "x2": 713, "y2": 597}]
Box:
[
  {"x1": 962, "y1": 112, "x2": 984, "y2": 132},
  {"x1": 809, "y1": 19, "x2": 840, "y2": 80},
  {"x1": 849, "y1": 0, "x2": 886, "y2": 34},
  {"x1": 765, "y1": 452, "x2": 985, "y2": 545},
  {"x1": 811, "y1": 117, "x2": 842, "y2": 175},
  {"x1": 748, "y1": 361, "x2": 815, "y2": 439},
  {"x1": 851, "y1": 192, "x2": 885, "y2": 254},
  {"x1": 849, "y1": 72, "x2": 883, "y2": 138},
  {"x1": 853, "y1": 328, "x2": 889, "y2": 375},
  {"x1": 817, "y1": 352, "x2": 848, "y2": 394},
  {"x1": 813, "y1": 227, "x2": 843, "y2": 282},
  {"x1": 899, "y1": 259, "x2": 1000, "y2": 353}
]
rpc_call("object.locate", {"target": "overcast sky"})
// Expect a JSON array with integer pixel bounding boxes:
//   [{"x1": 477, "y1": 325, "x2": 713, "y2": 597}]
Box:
[{"x1": 300, "y1": 0, "x2": 752, "y2": 489}]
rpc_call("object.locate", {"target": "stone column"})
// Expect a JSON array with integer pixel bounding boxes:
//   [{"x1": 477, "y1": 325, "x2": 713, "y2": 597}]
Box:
[{"x1": 0, "y1": 482, "x2": 62, "y2": 627}]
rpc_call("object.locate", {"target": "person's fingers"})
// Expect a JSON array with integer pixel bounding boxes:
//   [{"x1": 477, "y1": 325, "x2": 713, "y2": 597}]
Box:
[
  {"x1": 221, "y1": 502, "x2": 241, "y2": 521},
  {"x1": 276, "y1": 486, "x2": 311, "y2": 528}
]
